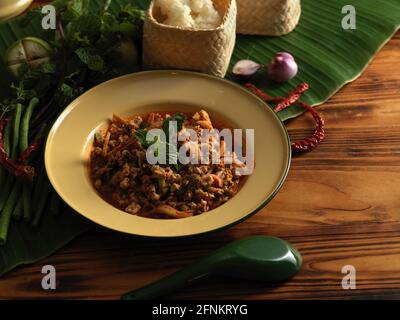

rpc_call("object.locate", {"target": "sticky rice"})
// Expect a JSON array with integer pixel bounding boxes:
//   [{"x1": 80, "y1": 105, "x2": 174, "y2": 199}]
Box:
[{"x1": 155, "y1": 0, "x2": 222, "y2": 29}]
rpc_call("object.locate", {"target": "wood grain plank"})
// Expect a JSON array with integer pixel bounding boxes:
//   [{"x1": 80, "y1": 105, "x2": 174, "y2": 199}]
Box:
[{"x1": 1, "y1": 31, "x2": 399, "y2": 300}]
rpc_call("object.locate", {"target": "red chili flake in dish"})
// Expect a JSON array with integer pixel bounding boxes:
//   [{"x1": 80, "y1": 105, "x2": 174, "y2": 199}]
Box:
[
  {"x1": 0, "y1": 118, "x2": 36, "y2": 180},
  {"x1": 244, "y1": 82, "x2": 325, "y2": 153}
]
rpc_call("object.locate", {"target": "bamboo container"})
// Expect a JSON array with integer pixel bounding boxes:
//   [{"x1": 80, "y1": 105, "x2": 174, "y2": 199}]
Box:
[
  {"x1": 236, "y1": 0, "x2": 301, "y2": 36},
  {"x1": 143, "y1": 0, "x2": 237, "y2": 78}
]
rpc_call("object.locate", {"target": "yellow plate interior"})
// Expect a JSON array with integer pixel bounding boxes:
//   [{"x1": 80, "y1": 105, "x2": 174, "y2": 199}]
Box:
[
  {"x1": 0, "y1": 0, "x2": 33, "y2": 22},
  {"x1": 45, "y1": 71, "x2": 291, "y2": 237}
]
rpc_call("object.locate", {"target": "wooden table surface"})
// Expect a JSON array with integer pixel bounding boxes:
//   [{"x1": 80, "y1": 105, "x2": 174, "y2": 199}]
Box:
[{"x1": 1, "y1": 30, "x2": 400, "y2": 300}]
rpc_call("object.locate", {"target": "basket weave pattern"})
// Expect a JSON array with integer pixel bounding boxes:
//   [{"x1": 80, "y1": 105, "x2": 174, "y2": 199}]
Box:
[
  {"x1": 237, "y1": 0, "x2": 301, "y2": 36},
  {"x1": 143, "y1": 0, "x2": 237, "y2": 78}
]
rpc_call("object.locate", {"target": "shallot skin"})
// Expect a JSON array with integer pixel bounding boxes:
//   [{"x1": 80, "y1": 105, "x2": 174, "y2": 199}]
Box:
[
  {"x1": 232, "y1": 59, "x2": 262, "y2": 78},
  {"x1": 268, "y1": 52, "x2": 298, "y2": 83}
]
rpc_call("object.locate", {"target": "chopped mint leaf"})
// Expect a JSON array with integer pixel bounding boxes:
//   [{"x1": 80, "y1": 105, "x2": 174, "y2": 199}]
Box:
[{"x1": 75, "y1": 48, "x2": 105, "y2": 72}]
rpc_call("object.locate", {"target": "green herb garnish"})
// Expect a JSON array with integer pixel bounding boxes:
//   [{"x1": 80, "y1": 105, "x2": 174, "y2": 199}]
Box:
[{"x1": 0, "y1": 0, "x2": 145, "y2": 245}]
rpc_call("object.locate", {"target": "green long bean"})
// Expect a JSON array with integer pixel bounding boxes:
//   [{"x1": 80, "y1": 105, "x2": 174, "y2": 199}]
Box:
[
  {"x1": 0, "y1": 181, "x2": 22, "y2": 245},
  {"x1": 32, "y1": 176, "x2": 51, "y2": 228},
  {"x1": 3, "y1": 114, "x2": 11, "y2": 155},
  {"x1": 22, "y1": 183, "x2": 33, "y2": 222},
  {"x1": 0, "y1": 120, "x2": 12, "y2": 185},
  {"x1": 0, "y1": 108, "x2": 22, "y2": 240},
  {"x1": 32, "y1": 166, "x2": 45, "y2": 207},
  {"x1": 19, "y1": 98, "x2": 40, "y2": 222},
  {"x1": 33, "y1": 123, "x2": 47, "y2": 143},
  {"x1": 19, "y1": 98, "x2": 39, "y2": 154},
  {"x1": 10, "y1": 104, "x2": 22, "y2": 160},
  {"x1": 0, "y1": 176, "x2": 14, "y2": 212},
  {"x1": 0, "y1": 115, "x2": 18, "y2": 212},
  {"x1": 0, "y1": 105, "x2": 22, "y2": 215},
  {"x1": 12, "y1": 196, "x2": 23, "y2": 221}
]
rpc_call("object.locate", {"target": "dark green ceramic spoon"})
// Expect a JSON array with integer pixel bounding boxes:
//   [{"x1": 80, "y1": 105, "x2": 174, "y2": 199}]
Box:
[{"x1": 121, "y1": 236, "x2": 302, "y2": 300}]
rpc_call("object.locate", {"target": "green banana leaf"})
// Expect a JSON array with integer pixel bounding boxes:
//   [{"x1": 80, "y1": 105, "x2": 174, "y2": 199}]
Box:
[
  {"x1": 0, "y1": 0, "x2": 399, "y2": 277},
  {"x1": 0, "y1": 208, "x2": 90, "y2": 277},
  {"x1": 229, "y1": 0, "x2": 400, "y2": 121}
]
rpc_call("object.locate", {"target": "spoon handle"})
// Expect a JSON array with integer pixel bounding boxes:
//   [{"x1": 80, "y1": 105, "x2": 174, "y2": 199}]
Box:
[{"x1": 121, "y1": 259, "x2": 212, "y2": 300}]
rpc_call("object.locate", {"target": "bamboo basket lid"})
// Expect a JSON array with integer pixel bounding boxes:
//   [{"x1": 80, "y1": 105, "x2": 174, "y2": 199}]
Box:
[
  {"x1": 0, "y1": 0, "x2": 33, "y2": 22},
  {"x1": 143, "y1": 0, "x2": 237, "y2": 78}
]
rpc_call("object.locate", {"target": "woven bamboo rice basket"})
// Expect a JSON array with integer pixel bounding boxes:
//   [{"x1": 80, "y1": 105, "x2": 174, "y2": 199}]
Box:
[
  {"x1": 143, "y1": 0, "x2": 237, "y2": 78},
  {"x1": 236, "y1": 0, "x2": 301, "y2": 36}
]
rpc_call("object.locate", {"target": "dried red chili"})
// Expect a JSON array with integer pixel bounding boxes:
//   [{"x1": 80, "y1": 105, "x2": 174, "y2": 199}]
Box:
[
  {"x1": 245, "y1": 83, "x2": 325, "y2": 153},
  {"x1": 0, "y1": 118, "x2": 36, "y2": 181},
  {"x1": 18, "y1": 142, "x2": 40, "y2": 163},
  {"x1": 274, "y1": 83, "x2": 309, "y2": 112},
  {"x1": 244, "y1": 83, "x2": 284, "y2": 103},
  {"x1": 288, "y1": 101, "x2": 325, "y2": 152}
]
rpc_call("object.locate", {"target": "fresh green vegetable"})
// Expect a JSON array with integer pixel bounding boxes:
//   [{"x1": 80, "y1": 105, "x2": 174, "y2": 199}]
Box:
[
  {"x1": 32, "y1": 178, "x2": 51, "y2": 228},
  {"x1": 135, "y1": 129, "x2": 178, "y2": 165},
  {"x1": 162, "y1": 113, "x2": 186, "y2": 140},
  {"x1": 94, "y1": 131, "x2": 104, "y2": 145},
  {"x1": 0, "y1": 0, "x2": 146, "y2": 245},
  {"x1": 22, "y1": 183, "x2": 33, "y2": 222},
  {"x1": 12, "y1": 199, "x2": 23, "y2": 221},
  {"x1": 6, "y1": 37, "x2": 53, "y2": 78},
  {"x1": 0, "y1": 181, "x2": 22, "y2": 245},
  {"x1": 134, "y1": 129, "x2": 154, "y2": 148},
  {"x1": 33, "y1": 123, "x2": 48, "y2": 142},
  {"x1": 19, "y1": 97, "x2": 39, "y2": 154},
  {"x1": 19, "y1": 120, "x2": 46, "y2": 221},
  {"x1": 31, "y1": 167, "x2": 46, "y2": 209},
  {"x1": 19, "y1": 98, "x2": 39, "y2": 222},
  {"x1": 0, "y1": 177, "x2": 14, "y2": 212},
  {"x1": 3, "y1": 120, "x2": 11, "y2": 155},
  {"x1": 135, "y1": 113, "x2": 185, "y2": 165},
  {"x1": 0, "y1": 120, "x2": 11, "y2": 185},
  {"x1": 0, "y1": 121, "x2": 14, "y2": 210},
  {"x1": 16, "y1": 120, "x2": 46, "y2": 223},
  {"x1": 163, "y1": 113, "x2": 185, "y2": 165},
  {"x1": 10, "y1": 104, "x2": 22, "y2": 160},
  {"x1": 0, "y1": 0, "x2": 145, "y2": 127},
  {"x1": 31, "y1": 163, "x2": 52, "y2": 227}
]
